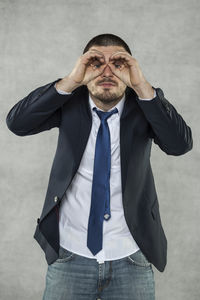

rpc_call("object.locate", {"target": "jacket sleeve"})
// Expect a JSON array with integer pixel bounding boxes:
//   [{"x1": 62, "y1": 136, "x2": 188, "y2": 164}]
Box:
[
  {"x1": 6, "y1": 78, "x2": 74, "y2": 136},
  {"x1": 135, "y1": 87, "x2": 193, "y2": 155}
]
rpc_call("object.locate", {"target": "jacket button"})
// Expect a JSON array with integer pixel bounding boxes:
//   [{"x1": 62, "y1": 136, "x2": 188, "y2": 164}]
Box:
[
  {"x1": 54, "y1": 196, "x2": 58, "y2": 202},
  {"x1": 37, "y1": 218, "x2": 40, "y2": 224}
]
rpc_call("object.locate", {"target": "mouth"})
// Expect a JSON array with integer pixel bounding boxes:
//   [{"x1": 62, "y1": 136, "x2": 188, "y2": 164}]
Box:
[{"x1": 99, "y1": 83, "x2": 115, "y2": 87}]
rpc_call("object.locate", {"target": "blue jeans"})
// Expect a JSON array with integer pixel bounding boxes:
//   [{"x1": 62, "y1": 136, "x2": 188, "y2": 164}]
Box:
[{"x1": 42, "y1": 246, "x2": 155, "y2": 300}]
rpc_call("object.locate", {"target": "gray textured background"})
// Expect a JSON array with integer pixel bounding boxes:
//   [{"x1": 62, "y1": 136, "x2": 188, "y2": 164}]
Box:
[{"x1": 1, "y1": 0, "x2": 199, "y2": 299}]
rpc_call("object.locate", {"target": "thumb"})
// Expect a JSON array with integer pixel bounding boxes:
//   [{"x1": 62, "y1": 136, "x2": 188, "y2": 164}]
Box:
[
  {"x1": 107, "y1": 63, "x2": 121, "y2": 77},
  {"x1": 108, "y1": 62, "x2": 119, "y2": 75}
]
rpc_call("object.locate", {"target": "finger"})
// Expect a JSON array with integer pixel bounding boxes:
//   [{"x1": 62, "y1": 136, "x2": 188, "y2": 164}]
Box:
[
  {"x1": 88, "y1": 49, "x2": 104, "y2": 55},
  {"x1": 110, "y1": 55, "x2": 130, "y2": 62},
  {"x1": 88, "y1": 54, "x2": 105, "y2": 64},
  {"x1": 85, "y1": 56, "x2": 105, "y2": 67},
  {"x1": 89, "y1": 59, "x2": 105, "y2": 69},
  {"x1": 107, "y1": 63, "x2": 118, "y2": 74},
  {"x1": 87, "y1": 53, "x2": 105, "y2": 60},
  {"x1": 87, "y1": 50, "x2": 105, "y2": 60},
  {"x1": 110, "y1": 51, "x2": 131, "y2": 58},
  {"x1": 110, "y1": 52, "x2": 133, "y2": 62},
  {"x1": 83, "y1": 50, "x2": 105, "y2": 61},
  {"x1": 108, "y1": 59, "x2": 128, "y2": 71}
]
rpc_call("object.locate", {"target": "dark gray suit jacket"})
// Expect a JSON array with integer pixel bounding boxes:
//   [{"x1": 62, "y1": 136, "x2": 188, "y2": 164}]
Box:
[{"x1": 6, "y1": 78, "x2": 193, "y2": 272}]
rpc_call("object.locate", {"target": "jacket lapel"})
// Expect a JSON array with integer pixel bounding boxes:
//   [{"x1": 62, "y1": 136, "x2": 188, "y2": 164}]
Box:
[{"x1": 120, "y1": 88, "x2": 138, "y2": 195}]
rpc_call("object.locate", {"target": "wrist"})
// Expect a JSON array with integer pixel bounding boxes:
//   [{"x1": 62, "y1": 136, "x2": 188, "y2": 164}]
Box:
[
  {"x1": 132, "y1": 81, "x2": 155, "y2": 99},
  {"x1": 55, "y1": 76, "x2": 80, "y2": 93}
]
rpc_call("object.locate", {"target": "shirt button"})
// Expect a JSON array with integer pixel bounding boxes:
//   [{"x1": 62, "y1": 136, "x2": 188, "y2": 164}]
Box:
[{"x1": 54, "y1": 196, "x2": 58, "y2": 202}]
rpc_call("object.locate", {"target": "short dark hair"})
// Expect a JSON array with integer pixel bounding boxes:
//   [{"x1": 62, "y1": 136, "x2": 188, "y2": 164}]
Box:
[{"x1": 83, "y1": 33, "x2": 132, "y2": 55}]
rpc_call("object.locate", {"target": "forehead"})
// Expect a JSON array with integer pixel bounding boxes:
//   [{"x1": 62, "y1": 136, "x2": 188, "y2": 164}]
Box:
[{"x1": 89, "y1": 45, "x2": 126, "y2": 56}]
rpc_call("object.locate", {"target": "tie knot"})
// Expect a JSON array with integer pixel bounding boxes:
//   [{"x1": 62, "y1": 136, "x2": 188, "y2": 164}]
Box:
[{"x1": 93, "y1": 107, "x2": 118, "y2": 121}]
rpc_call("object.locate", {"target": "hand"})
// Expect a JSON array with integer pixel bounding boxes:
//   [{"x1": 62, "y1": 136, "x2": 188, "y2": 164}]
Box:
[
  {"x1": 68, "y1": 50, "x2": 107, "y2": 86},
  {"x1": 108, "y1": 51, "x2": 148, "y2": 89}
]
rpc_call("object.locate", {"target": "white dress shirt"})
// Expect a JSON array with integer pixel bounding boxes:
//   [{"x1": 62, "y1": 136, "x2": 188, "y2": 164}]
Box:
[{"x1": 54, "y1": 83, "x2": 156, "y2": 263}]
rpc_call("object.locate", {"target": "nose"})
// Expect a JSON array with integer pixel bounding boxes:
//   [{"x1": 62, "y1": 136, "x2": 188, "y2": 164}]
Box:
[{"x1": 101, "y1": 63, "x2": 113, "y2": 77}]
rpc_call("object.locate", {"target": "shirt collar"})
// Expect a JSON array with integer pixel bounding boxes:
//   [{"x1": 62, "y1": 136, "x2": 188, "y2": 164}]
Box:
[{"x1": 88, "y1": 93, "x2": 126, "y2": 118}]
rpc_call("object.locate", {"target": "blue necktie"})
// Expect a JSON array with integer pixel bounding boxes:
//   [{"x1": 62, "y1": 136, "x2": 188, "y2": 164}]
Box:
[{"x1": 87, "y1": 106, "x2": 118, "y2": 256}]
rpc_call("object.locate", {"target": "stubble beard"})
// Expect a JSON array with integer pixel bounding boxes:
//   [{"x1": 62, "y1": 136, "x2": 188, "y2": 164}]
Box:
[{"x1": 90, "y1": 87, "x2": 123, "y2": 104}]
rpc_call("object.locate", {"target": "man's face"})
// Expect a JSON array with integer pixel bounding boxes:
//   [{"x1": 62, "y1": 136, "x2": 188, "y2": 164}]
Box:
[{"x1": 86, "y1": 45, "x2": 127, "y2": 104}]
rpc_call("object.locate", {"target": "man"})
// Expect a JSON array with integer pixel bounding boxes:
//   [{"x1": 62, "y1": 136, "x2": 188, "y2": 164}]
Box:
[{"x1": 6, "y1": 33, "x2": 193, "y2": 300}]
